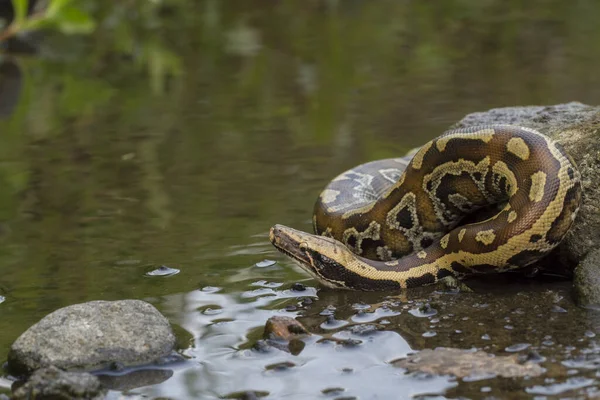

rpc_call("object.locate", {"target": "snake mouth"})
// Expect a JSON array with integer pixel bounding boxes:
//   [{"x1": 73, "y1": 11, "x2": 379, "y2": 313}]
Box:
[{"x1": 269, "y1": 225, "x2": 312, "y2": 267}]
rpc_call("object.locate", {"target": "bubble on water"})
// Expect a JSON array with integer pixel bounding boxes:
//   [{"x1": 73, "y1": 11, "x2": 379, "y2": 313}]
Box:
[
  {"x1": 146, "y1": 265, "x2": 180, "y2": 277},
  {"x1": 505, "y1": 343, "x2": 531, "y2": 352},
  {"x1": 201, "y1": 286, "x2": 221, "y2": 293},
  {"x1": 255, "y1": 259, "x2": 276, "y2": 268}
]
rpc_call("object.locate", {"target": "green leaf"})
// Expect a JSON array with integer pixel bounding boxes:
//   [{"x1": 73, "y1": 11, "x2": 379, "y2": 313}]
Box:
[
  {"x1": 10, "y1": 0, "x2": 28, "y2": 25},
  {"x1": 46, "y1": 0, "x2": 74, "y2": 18},
  {"x1": 54, "y1": 6, "x2": 96, "y2": 34}
]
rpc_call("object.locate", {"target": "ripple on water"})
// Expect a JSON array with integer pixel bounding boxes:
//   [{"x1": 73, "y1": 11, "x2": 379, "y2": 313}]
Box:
[
  {"x1": 526, "y1": 377, "x2": 595, "y2": 395},
  {"x1": 255, "y1": 259, "x2": 276, "y2": 268},
  {"x1": 351, "y1": 306, "x2": 400, "y2": 323},
  {"x1": 250, "y1": 280, "x2": 284, "y2": 288},
  {"x1": 197, "y1": 305, "x2": 223, "y2": 316},
  {"x1": 320, "y1": 316, "x2": 349, "y2": 330},
  {"x1": 408, "y1": 303, "x2": 438, "y2": 318},
  {"x1": 153, "y1": 284, "x2": 455, "y2": 398}
]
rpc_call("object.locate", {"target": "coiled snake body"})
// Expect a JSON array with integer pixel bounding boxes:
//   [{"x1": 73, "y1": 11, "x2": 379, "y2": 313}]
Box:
[{"x1": 270, "y1": 125, "x2": 582, "y2": 290}]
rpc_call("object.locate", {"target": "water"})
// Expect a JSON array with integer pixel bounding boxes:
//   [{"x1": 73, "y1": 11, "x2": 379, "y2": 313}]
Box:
[{"x1": 1, "y1": 1, "x2": 600, "y2": 398}]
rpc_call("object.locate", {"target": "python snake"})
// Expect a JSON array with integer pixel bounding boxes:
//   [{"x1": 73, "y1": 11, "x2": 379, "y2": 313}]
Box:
[{"x1": 270, "y1": 125, "x2": 582, "y2": 290}]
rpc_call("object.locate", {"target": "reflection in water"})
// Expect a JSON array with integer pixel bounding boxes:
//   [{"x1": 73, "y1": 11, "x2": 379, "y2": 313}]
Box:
[
  {"x1": 146, "y1": 286, "x2": 453, "y2": 399},
  {"x1": 0, "y1": 60, "x2": 21, "y2": 118},
  {"x1": 0, "y1": 0, "x2": 599, "y2": 398}
]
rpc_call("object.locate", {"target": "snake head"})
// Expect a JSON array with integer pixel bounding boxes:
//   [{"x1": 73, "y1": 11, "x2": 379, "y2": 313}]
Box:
[{"x1": 269, "y1": 224, "x2": 355, "y2": 289}]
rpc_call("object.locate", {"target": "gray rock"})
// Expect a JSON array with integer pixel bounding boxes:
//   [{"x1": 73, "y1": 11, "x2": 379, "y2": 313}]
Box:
[
  {"x1": 455, "y1": 103, "x2": 600, "y2": 304},
  {"x1": 393, "y1": 347, "x2": 544, "y2": 378},
  {"x1": 454, "y1": 102, "x2": 600, "y2": 265},
  {"x1": 12, "y1": 366, "x2": 106, "y2": 400},
  {"x1": 8, "y1": 300, "x2": 175, "y2": 375},
  {"x1": 573, "y1": 249, "x2": 600, "y2": 308}
]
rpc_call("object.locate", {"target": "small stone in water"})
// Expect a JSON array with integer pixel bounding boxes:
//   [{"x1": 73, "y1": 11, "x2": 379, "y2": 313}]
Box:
[
  {"x1": 505, "y1": 343, "x2": 531, "y2": 352},
  {"x1": 481, "y1": 386, "x2": 492, "y2": 393},
  {"x1": 520, "y1": 351, "x2": 546, "y2": 363},
  {"x1": 146, "y1": 265, "x2": 180, "y2": 277},
  {"x1": 585, "y1": 331, "x2": 596, "y2": 338},
  {"x1": 301, "y1": 298, "x2": 313, "y2": 306},
  {"x1": 265, "y1": 361, "x2": 295, "y2": 371},
  {"x1": 409, "y1": 303, "x2": 437, "y2": 317},
  {"x1": 255, "y1": 259, "x2": 276, "y2": 268},
  {"x1": 481, "y1": 334, "x2": 491, "y2": 340},
  {"x1": 291, "y1": 282, "x2": 306, "y2": 291},
  {"x1": 322, "y1": 387, "x2": 345, "y2": 396},
  {"x1": 422, "y1": 331, "x2": 437, "y2": 337}
]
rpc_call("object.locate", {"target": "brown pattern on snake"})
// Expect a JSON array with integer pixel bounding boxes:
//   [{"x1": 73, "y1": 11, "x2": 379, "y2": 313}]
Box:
[{"x1": 271, "y1": 125, "x2": 582, "y2": 290}]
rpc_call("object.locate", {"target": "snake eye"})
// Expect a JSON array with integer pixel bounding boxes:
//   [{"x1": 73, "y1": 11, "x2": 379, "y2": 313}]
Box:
[{"x1": 299, "y1": 242, "x2": 308, "y2": 251}]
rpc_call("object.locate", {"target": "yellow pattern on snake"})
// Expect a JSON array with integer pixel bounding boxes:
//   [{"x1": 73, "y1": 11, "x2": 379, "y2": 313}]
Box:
[{"x1": 270, "y1": 125, "x2": 582, "y2": 290}]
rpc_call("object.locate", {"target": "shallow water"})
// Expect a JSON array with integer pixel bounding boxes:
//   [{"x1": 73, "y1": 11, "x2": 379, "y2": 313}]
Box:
[{"x1": 1, "y1": 1, "x2": 600, "y2": 398}]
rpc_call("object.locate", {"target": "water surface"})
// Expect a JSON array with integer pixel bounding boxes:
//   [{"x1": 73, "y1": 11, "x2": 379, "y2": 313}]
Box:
[{"x1": 1, "y1": 1, "x2": 600, "y2": 398}]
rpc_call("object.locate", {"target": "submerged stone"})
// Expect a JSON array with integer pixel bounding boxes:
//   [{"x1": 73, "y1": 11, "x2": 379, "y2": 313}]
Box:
[
  {"x1": 393, "y1": 347, "x2": 544, "y2": 378},
  {"x1": 12, "y1": 366, "x2": 106, "y2": 400},
  {"x1": 8, "y1": 300, "x2": 176, "y2": 375}
]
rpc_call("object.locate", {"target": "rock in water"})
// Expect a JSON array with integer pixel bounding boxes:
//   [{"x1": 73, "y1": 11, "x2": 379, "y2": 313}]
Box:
[
  {"x1": 456, "y1": 102, "x2": 600, "y2": 305},
  {"x1": 8, "y1": 300, "x2": 175, "y2": 375},
  {"x1": 393, "y1": 347, "x2": 544, "y2": 378},
  {"x1": 573, "y1": 249, "x2": 600, "y2": 307},
  {"x1": 12, "y1": 366, "x2": 106, "y2": 400}
]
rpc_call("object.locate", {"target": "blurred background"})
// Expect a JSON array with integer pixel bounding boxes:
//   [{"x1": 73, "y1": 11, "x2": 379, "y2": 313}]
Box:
[{"x1": 1, "y1": 0, "x2": 600, "y2": 398}]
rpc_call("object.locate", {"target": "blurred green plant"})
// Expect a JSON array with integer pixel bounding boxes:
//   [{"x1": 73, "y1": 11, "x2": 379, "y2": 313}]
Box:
[{"x1": 0, "y1": 0, "x2": 95, "y2": 41}]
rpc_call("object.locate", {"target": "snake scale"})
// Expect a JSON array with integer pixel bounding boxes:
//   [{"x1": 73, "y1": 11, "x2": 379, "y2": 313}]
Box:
[{"x1": 270, "y1": 125, "x2": 582, "y2": 290}]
